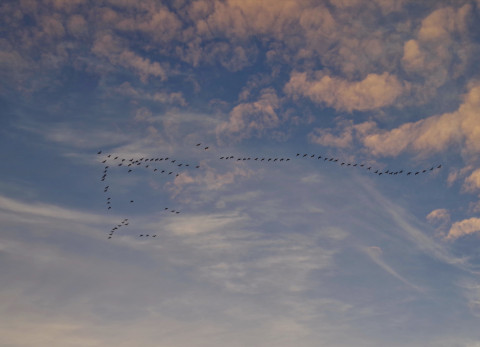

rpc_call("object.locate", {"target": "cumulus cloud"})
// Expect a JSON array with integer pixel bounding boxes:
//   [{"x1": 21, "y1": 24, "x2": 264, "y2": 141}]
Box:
[
  {"x1": 463, "y1": 169, "x2": 480, "y2": 193},
  {"x1": 216, "y1": 88, "x2": 281, "y2": 141},
  {"x1": 309, "y1": 120, "x2": 354, "y2": 148},
  {"x1": 401, "y1": 4, "x2": 476, "y2": 101},
  {"x1": 446, "y1": 217, "x2": 480, "y2": 240},
  {"x1": 357, "y1": 83, "x2": 480, "y2": 158},
  {"x1": 284, "y1": 71, "x2": 404, "y2": 112}
]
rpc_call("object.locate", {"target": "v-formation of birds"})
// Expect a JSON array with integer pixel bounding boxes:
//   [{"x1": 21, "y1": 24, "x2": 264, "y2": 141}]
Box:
[{"x1": 97, "y1": 145, "x2": 442, "y2": 240}]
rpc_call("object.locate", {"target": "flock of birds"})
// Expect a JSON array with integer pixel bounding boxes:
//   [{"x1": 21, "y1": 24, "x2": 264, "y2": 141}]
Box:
[{"x1": 98, "y1": 143, "x2": 442, "y2": 240}]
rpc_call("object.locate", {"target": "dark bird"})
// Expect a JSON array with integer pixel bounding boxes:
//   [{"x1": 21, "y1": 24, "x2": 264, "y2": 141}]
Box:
[
  {"x1": 415, "y1": 172, "x2": 419, "y2": 175},
  {"x1": 296, "y1": 154, "x2": 300, "y2": 157},
  {"x1": 407, "y1": 172, "x2": 412, "y2": 175},
  {"x1": 367, "y1": 167, "x2": 371, "y2": 170},
  {"x1": 130, "y1": 200, "x2": 134, "y2": 203},
  {"x1": 128, "y1": 169, "x2": 132, "y2": 172},
  {"x1": 196, "y1": 143, "x2": 201, "y2": 146},
  {"x1": 102, "y1": 160, "x2": 106, "y2": 163},
  {"x1": 204, "y1": 147, "x2": 209, "y2": 150},
  {"x1": 303, "y1": 154, "x2": 307, "y2": 157},
  {"x1": 97, "y1": 151, "x2": 102, "y2": 154},
  {"x1": 195, "y1": 166, "x2": 200, "y2": 168},
  {"x1": 437, "y1": 165, "x2": 442, "y2": 169}
]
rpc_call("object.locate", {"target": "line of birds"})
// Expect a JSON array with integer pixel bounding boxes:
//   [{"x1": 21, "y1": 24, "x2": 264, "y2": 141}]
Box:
[
  {"x1": 98, "y1": 144, "x2": 443, "y2": 241},
  {"x1": 216, "y1": 153, "x2": 442, "y2": 176},
  {"x1": 107, "y1": 219, "x2": 128, "y2": 239}
]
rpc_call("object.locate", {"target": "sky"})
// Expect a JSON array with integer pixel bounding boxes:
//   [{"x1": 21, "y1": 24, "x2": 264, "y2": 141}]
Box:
[{"x1": 1, "y1": 0, "x2": 480, "y2": 346}]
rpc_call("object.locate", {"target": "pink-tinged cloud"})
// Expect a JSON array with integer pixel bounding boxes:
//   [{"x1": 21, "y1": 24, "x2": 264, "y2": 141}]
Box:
[
  {"x1": 284, "y1": 71, "x2": 404, "y2": 112},
  {"x1": 216, "y1": 88, "x2": 281, "y2": 140},
  {"x1": 309, "y1": 120, "x2": 353, "y2": 148},
  {"x1": 446, "y1": 217, "x2": 480, "y2": 240},
  {"x1": 426, "y1": 209, "x2": 450, "y2": 238},
  {"x1": 360, "y1": 83, "x2": 480, "y2": 157},
  {"x1": 92, "y1": 34, "x2": 167, "y2": 82},
  {"x1": 463, "y1": 169, "x2": 480, "y2": 193},
  {"x1": 426, "y1": 209, "x2": 451, "y2": 225},
  {"x1": 402, "y1": 4, "x2": 474, "y2": 98}
]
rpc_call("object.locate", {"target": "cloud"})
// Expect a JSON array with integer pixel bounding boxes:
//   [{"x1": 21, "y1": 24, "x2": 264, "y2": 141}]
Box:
[
  {"x1": 92, "y1": 33, "x2": 168, "y2": 82},
  {"x1": 284, "y1": 71, "x2": 405, "y2": 112},
  {"x1": 446, "y1": 217, "x2": 480, "y2": 241},
  {"x1": 463, "y1": 169, "x2": 480, "y2": 193},
  {"x1": 362, "y1": 246, "x2": 425, "y2": 292},
  {"x1": 357, "y1": 82, "x2": 480, "y2": 158},
  {"x1": 114, "y1": 82, "x2": 186, "y2": 106},
  {"x1": 401, "y1": 4, "x2": 476, "y2": 102},
  {"x1": 426, "y1": 209, "x2": 450, "y2": 238},
  {"x1": 216, "y1": 88, "x2": 282, "y2": 141},
  {"x1": 309, "y1": 120, "x2": 354, "y2": 148},
  {"x1": 66, "y1": 14, "x2": 87, "y2": 37}
]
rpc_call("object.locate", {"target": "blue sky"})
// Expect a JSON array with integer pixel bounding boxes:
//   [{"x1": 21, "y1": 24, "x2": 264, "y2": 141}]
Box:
[{"x1": 1, "y1": 0, "x2": 480, "y2": 346}]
